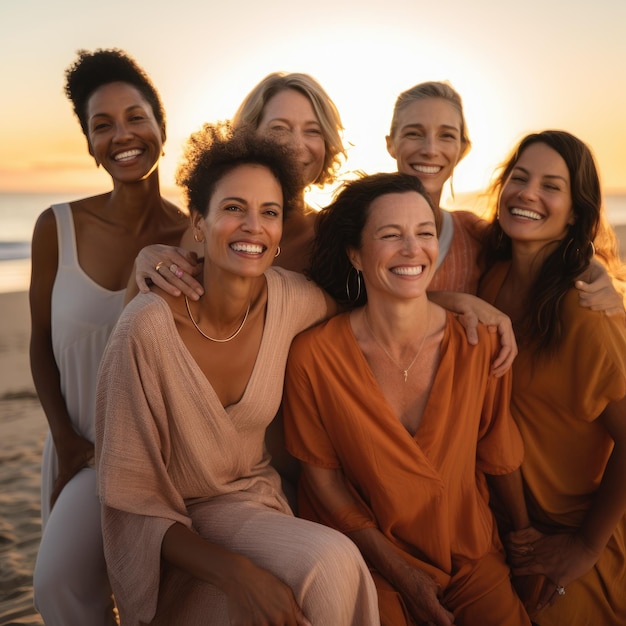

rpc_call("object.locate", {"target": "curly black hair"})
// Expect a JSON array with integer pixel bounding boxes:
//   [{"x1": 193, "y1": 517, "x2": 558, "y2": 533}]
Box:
[
  {"x1": 175, "y1": 121, "x2": 302, "y2": 219},
  {"x1": 64, "y1": 48, "x2": 165, "y2": 139}
]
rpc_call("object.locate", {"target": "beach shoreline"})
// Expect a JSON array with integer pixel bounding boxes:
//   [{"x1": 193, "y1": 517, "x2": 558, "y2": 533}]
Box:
[{"x1": 2, "y1": 221, "x2": 626, "y2": 623}]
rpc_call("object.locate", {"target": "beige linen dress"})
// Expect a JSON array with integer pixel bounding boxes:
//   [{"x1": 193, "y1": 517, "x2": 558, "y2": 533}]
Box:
[{"x1": 95, "y1": 267, "x2": 379, "y2": 626}]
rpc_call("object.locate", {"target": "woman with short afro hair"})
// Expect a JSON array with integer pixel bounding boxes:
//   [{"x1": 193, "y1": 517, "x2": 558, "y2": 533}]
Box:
[{"x1": 30, "y1": 48, "x2": 188, "y2": 625}]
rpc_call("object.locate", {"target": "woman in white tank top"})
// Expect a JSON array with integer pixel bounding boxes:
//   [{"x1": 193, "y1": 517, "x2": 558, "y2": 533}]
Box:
[{"x1": 29, "y1": 48, "x2": 188, "y2": 626}]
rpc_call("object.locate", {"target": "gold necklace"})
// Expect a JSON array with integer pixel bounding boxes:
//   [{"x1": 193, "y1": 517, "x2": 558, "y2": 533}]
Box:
[
  {"x1": 185, "y1": 295, "x2": 250, "y2": 343},
  {"x1": 364, "y1": 307, "x2": 431, "y2": 382}
]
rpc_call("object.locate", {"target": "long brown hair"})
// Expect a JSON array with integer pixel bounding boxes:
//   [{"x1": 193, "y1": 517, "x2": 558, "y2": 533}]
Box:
[{"x1": 483, "y1": 130, "x2": 624, "y2": 353}]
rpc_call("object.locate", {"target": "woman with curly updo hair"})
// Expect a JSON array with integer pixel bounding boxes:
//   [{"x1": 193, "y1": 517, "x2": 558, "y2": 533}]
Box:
[
  {"x1": 95, "y1": 122, "x2": 379, "y2": 626},
  {"x1": 30, "y1": 48, "x2": 188, "y2": 625}
]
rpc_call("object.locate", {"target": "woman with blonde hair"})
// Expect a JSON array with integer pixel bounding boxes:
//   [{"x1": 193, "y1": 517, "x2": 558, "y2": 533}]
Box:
[
  {"x1": 134, "y1": 70, "x2": 346, "y2": 288},
  {"x1": 386, "y1": 80, "x2": 623, "y2": 311}
]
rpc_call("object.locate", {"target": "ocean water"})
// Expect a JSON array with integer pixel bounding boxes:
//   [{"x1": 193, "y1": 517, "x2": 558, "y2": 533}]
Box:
[
  {"x1": 1, "y1": 190, "x2": 626, "y2": 294},
  {"x1": 0, "y1": 193, "x2": 84, "y2": 293}
]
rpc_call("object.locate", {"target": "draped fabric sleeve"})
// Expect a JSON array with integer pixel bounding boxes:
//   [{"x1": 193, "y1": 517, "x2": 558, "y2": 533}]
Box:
[
  {"x1": 269, "y1": 267, "x2": 330, "y2": 333},
  {"x1": 566, "y1": 299, "x2": 626, "y2": 419},
  {"x1": 283, "y1": 334, "x2": 342, "y2": 470},
  {"x1": 95, "y1": 296, "x2": 193, "y2": 625},
  {"x1": 473, "y1": 325, "x2": 524, "y2": 476},
  {"x1": 283, "y1": 325, "x2": 378, "y2": 533}
]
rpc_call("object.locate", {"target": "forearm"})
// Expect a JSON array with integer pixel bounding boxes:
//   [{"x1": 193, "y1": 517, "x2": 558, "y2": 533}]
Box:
[
  {"x1": 488, "y1": 468, "x2": 530, "y2": 530},
  {"x1": 427, "y1": 290, "x2": 470, "y2": 312},
  {"x1": 301, "y1": 464, "x2": 403, "y2": 582},
  {"x1": 347, "y1": 526, "x2": 410, "y2": 579},
  {"x1": 161, "y1": 522, "x2": 251, "y2": 594},
  {"x1": 578, "y1": 444, "x2": 626, "y2": 554}
]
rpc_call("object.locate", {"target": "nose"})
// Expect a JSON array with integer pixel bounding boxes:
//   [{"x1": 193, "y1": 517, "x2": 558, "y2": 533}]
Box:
[
  {"x1": 112, "y1": 120, "x2": 133, "y2": 142},
  {"x1": 419, "y1": 134, "x2": 436, "y2": 156},
  {"x1": 517, "y1": 181, "x2": 539, "y2": 201},
  {"x1": 290, "y1": 129, "x2": 309, "y2": 158},
  {"x1": 242, "y1": 210, "x2": 262, "y2": 233},
  {"x1": 401, "y1": 234, "x2": 420, "y2": 255}
]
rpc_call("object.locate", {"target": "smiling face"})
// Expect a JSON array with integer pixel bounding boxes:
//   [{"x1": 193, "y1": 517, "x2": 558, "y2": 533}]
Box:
[
  {"x1": 349, "y1": 191, "x2": 438, "y2": 303},
  {"x1": 86, "y1": 81, "x2": 164, "y2": 183},
  {"x1": 498, "y1": 142, "x2": 574, "y2": 252},
  {"x1": 257, "y1": 89, "x2": 325, "y2": 188},
  {"x1": 195, "y1": 163, "x2": 283, "y2": 279},
  {"x1": 386, "y1": 98, "x2": 465, "y2": 207}
]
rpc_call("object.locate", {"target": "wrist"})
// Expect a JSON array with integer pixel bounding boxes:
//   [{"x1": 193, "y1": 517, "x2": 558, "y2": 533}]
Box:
[{"x1": 576, "y1": 532, "x2": 604, "y2": 559}]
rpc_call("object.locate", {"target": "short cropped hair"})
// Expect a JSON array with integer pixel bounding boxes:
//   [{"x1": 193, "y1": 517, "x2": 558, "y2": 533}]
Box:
[{"x1": 64, "y1": 48, "x2": 165, "y2": 139}]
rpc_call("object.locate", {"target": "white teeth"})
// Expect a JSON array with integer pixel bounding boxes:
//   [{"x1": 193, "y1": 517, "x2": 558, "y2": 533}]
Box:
[
  {"x1": 231, "y1": 242, "x2": 264, "y2": 254},
  {"x1": 392, "y1": 265, "x2": 424, "y2": 276},
  {"x1": 412, "y1": 164, "x2": 441, "y2": 175},
  {"x1": 510, "y1": 207, "x2": 542, "y2": 220},
  {"x1": 114, "y1": 149, "x2": 142, "y2": 161}
]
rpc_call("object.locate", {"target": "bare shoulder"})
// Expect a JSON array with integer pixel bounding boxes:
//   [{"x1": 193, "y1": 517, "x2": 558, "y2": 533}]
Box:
[
  {"x1": 31, "y1": 207, "x2": 59, "y2": 262},
  {"x1": 33, "y1": 205, "x2": 57, "y2": 234}
]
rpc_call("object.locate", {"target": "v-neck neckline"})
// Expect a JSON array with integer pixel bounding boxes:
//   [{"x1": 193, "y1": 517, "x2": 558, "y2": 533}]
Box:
[{"x1": 150, "y1": 271, "x2": 277, "y2": 415}]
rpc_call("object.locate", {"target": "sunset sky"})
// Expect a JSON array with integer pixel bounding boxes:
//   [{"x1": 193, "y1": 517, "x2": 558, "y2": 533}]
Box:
[{"x1": 1, "y1": 0, "x2": 624, "y2": 203}]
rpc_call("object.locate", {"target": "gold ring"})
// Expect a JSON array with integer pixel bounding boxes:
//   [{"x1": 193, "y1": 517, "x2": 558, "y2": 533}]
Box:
[{"x1": 155, "y1": 261, "x2": 166, "y2": 272}]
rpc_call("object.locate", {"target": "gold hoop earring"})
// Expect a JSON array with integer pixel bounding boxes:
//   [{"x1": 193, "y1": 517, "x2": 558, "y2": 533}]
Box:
[
  {"x1": 274, "y1": 246, "x2": 281, "y2": 258},
  {"x1": 562, "y1": 238, "x2": 575, "y2": 262},
  {"x1": 345, "y1": 266, "x2": 362, "y2": 303},
  {"x1": 193, "y1": 230, "x2": 203, "y2": 243}
]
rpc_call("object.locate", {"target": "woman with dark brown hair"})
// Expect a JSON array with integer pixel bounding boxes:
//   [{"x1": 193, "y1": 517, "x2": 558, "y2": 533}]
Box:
[{"x1": 479, "y1": 130, "x2": 626, "y2": 625}]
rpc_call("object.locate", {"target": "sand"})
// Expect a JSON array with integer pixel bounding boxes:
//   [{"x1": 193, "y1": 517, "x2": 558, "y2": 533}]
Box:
[
  {"x1": 1, "y1": 224, "x2": 625, "y2": 625},
  {"x1": 0, "y1": 290, "x2": 44, "y2": 625}
]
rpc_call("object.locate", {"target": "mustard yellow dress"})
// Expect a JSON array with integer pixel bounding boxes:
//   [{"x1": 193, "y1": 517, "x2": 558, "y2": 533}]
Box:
[{"x1": 480, "y1": 261, "x2": 626, "y2": 626}]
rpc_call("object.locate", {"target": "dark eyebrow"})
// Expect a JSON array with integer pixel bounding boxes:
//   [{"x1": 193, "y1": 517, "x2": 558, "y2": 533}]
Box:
[
  {"x1": 90, "y1": 104, "x2": 147, "y2": 119},
  {"x1": 220, "y1": 196, "x2": 282, "y2": 209},
  {"x1": 375, "y1": 220, "x2": 436, "y2": 233},
  {"x1": 512, "y1": 165, "x2": 568, "y2": 183}
]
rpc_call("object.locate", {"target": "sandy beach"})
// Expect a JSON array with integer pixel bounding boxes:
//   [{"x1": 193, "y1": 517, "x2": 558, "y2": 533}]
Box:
[
  {"x1": 1, "y1": 224, "x2": 625, "y2": 625},
  {"x1": 0, "y1": 290, "x2": 43, "y2": 625}
]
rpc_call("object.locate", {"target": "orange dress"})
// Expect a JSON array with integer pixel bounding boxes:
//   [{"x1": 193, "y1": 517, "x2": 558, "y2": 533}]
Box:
[
  {"x1": 428, "y1": 210, "x2": 488, "y2": 294},
  {"x1": 480, "y1": 262, "x2": 626, "y2": 626},
  {"x1": 284, "y1": 312, "x2": 530, "y2": 626}
]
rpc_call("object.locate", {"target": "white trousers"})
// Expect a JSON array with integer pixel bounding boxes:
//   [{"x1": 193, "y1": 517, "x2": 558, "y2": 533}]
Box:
[{"x1": 33, "y1": 467, "x2": 116, "y2": 625}]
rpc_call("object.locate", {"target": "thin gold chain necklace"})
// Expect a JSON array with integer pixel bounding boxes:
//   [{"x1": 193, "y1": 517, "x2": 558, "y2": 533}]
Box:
[
  {"x1": 364, "y1": 307, "x2": 431, "y2": 382},
  {"x1": 185, "y1": 295, "x2": 250, "y2": 343}
]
